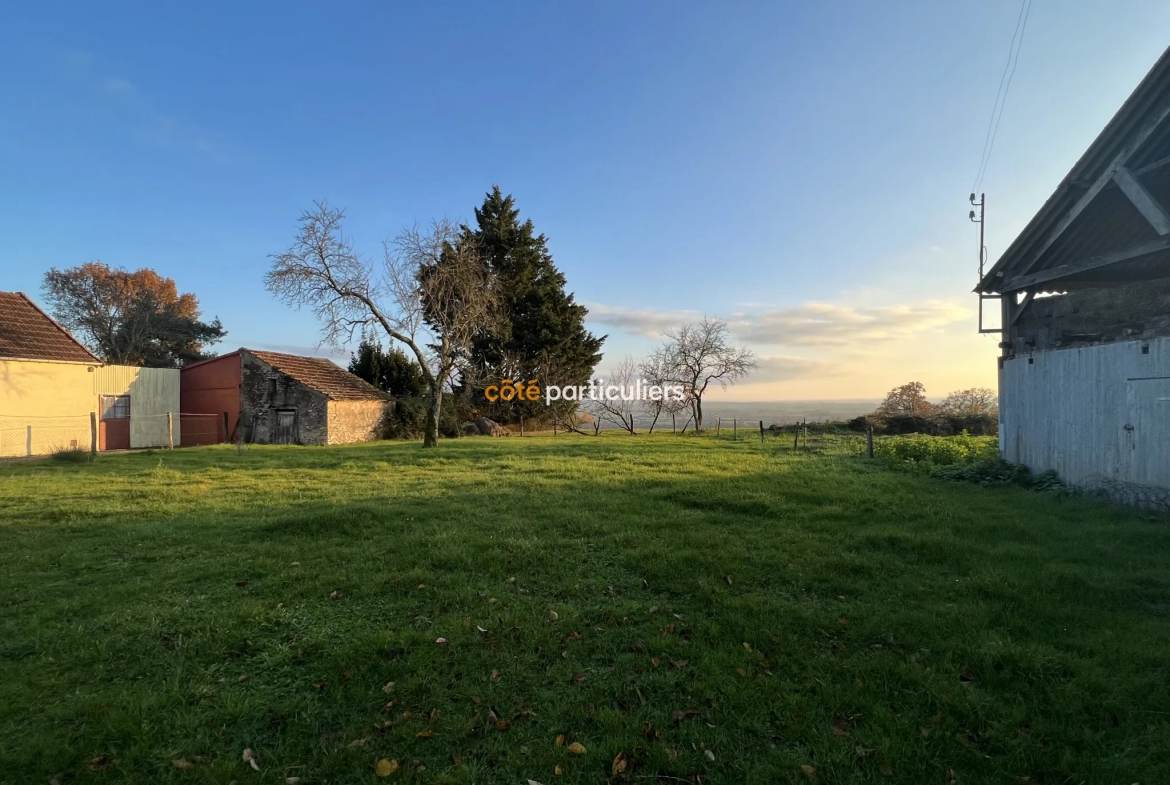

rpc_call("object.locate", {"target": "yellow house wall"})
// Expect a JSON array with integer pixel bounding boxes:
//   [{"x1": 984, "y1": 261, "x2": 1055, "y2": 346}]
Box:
[
  {"x1": 94, "y1": 366, "x2": 181, "y2": 448},
  {"x1": 0, "y1": 358, "x2": 99, "y2": 456}
]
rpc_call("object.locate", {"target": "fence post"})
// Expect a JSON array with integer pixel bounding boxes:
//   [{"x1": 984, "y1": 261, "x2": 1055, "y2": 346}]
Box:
[
  {"x1": 223, "y1": 412, "x2": 230, "y2": 443},
  {"x1": 733, "y1": 418, "x2": 737, "y2": 440},
  {"x1": 866, "y1": 420, "x2": 874, "y2": 459},
  {"x1": 520, "y1": 415, "x2": 524, "y2": 437},
  {"x1": 553, "y1": 421, "x2": 557, "y2": 436},
  {"x1": 167, "y1": 411, "x2": 174, "y2": 449},
  {"x1": 717, "y1": 417, "x2": 721, "y2": 436},
  {"x1": 90, "y1": 412, "x2": 98, "y2": 456},
  {"x1": 793, "y1": 423, "x2": 799, "y2": 451},
  {"x1": 759, "y1": 420, "x2": 764, "y2": 443}
]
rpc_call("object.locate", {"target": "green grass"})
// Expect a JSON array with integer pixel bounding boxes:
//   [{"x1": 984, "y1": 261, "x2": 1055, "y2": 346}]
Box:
[{"x1": 1, "y1": 435, "x2": 1168, "y2": 784}]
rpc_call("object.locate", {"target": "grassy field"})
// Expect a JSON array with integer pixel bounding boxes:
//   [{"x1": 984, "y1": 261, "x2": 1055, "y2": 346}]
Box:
[{"x1": 1, "y1": 435, "x2": 1168, "y2": 784}]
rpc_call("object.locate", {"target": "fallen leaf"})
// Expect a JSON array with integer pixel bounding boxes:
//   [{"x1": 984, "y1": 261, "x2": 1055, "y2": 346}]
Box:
[
  {"x1": 838, "y1": 617, "x2": 849, "y2": 625},
  {"x1": 347, "y1": 737, "x2": 368, "y2": 747},
  {"x1": 496, "y1": 720, "x2": 512, "y2": 731},
  {"x1": 87, "y1": 755, "x2": 112, "y2": 771},
  {"x1": 554, "y1": 734, "x2": 565, "y2": 747},
  {"x1": 471, "y1": 695, "x2": 482, "y2": 704},
  {"x1": 527, "y1": 780, "x2": 545, "y2": 785},
  {"x1": 476, "y1": 625, "x2": 488, "y2": 633},
  {"x1": 382, "y1": 681, "x2": 396, "y2": 694},
  {"x1": 286, "y1": 778, "x2": 301, "y2": 784},
  {"x1": 375, "y1": 758, "x2": 399, "y2": 776},
  {"x1": 651, "y1": 657, "x2": 660, "y2": 667},
  {"x1": 173, "y1": 759, "x2": 195, "y2": 770},
  {"x1": 879, "y1": 763, "x2": 893, "y2": 776},
  {"x1": 452, "y1": 753, "x2": 462, "y2": 765},
  {"x1": 955, "y1": 733, "x2": 971, "y2": 746},
  {"x1": 920, "y1": 727, "x2": 931, "y2": 738},
  {"x1": 611, "y1": 751, "x2": 628, "y2": 775},
  {"x1": 435, "y1": 637, "x2": 447, "y2": 645},
  {"x1": 242, "y1": 748, "x2": 260, "y2": 771},
  {"x1": 572, "y1": 672, "x2": 585, "y2": 682},
  {"x1": 670, "y1": 708, "x2": 700, "y2": 724},
  {"x1": 705, "y1": 749, "x2": 715, "y2": 761},
  {"x1": 290, "y1": 561, "x2": 300, "y2": 566},
  {"x1": 417, "y1": 583, "x2": 426, "y2": 589},
  {"x1": 329, "y1": 590, "x2": 341, "y2": 600},
  {"x1": 726, "y1": 576, "x2": 733, "y2": 585},
  {"x1": 561, "y1": 650, "x2": 569, "y2": 658},
  {"x1": 416, "y1": 729, "x2": 435, "y2": 739},
  {"x1": 801, "y1": 763, "x2": 816, "y2": 779},
  {"x1": 549, "y1": 609, "x2": 559, "y2": 621},
  {"x1": 491, "y1": 669, "x2": 501, "y2": 683},
  {"x1": 555, "y1": 764, "x2": 563, "y2": 775},
  {"x1": 742, "y1": 642, "x2": 751, "y2": 651},
  {"x1": 567, "y1": 741, "x2": 587, "y2": 754},
  {"x1": 831, "y1": 716, "x2": 849, "y2": 737},
  {"x1": 672, "y1": 659, "x2": 688, "y2": 669}
]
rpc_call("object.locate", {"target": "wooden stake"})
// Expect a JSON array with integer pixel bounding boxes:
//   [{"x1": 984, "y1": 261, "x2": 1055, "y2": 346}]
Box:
[
  {"x1": 759, "y1": 420, "x2": 764, "y2": 443},
  {"x1": 90, "y1": 412, "x2": 98, "y2": 456},
  {"x1": 167, "y1": 411, "x2": 174, "y2": 449}
]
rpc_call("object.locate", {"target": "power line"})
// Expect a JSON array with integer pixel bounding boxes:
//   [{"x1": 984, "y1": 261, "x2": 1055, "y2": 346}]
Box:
[{"x1": 972, "y1": 0, "x2": 1033, "y2": 195}]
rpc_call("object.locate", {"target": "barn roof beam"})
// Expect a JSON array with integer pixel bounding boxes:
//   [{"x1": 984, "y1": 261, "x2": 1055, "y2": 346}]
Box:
[
  {"x1": 1113, "y1": 166, "x2": 1170, "y2": 235},
  {"x1": 1002, "y1": 235, "x2": 1170, "y2": 292},
  {"x1": 1007, "y1": 101, "x2": 1170, "y2": 283}
]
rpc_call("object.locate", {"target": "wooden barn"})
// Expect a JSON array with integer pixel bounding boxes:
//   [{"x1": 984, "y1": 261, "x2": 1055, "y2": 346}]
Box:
[
  {"x1": 976, "y1": 46, "x2": 1170, "y2": 503},
  {"x1": 180, "y1": 348, "x2": 390, "y2": 446}
]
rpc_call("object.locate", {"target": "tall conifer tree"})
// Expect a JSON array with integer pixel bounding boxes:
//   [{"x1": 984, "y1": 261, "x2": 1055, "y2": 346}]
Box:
[{"x1": 465, "y1": 187, "x2": 604, "y2": 419}]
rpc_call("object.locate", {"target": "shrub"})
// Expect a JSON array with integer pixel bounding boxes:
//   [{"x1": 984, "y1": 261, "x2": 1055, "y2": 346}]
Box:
[
  {"x1": 51, "y1": 447, "x2": 94, "y2": 464},
  {"x1": 932, "y1": 459, "x2": 1067, "y2": 494},
  {"x1": 872, "y1": 432, "x2": 997, "y2": 469}
]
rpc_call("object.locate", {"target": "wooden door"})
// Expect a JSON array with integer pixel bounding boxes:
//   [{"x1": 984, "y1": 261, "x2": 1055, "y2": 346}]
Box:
[{"x1": 274, "y1": 409, "x2": 297, "y2": 444}]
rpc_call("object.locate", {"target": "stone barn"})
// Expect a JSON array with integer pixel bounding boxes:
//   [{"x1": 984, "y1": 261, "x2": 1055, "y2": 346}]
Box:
[
  {"x1": 976, "y1": 45, "x2": 1170, "y2": 503},
  {"x1": 180, "y1": 348, "x2": 389, "y2": 446}
]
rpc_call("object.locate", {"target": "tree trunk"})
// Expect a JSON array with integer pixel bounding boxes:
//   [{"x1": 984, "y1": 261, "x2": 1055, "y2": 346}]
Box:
[
  {"x1": 648, "y1": 411, "x2": 660, "y2": 435},
  {"x1": 423, "y1": 384, "x2": 442, "y2": 448},
  {"x1": 694, "y1": 397, "x2": 704, "y2": 433}
]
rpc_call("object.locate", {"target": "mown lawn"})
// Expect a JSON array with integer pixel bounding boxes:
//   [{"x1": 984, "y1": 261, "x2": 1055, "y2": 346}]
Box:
[{"x1": 1, "y1": 435, "x2": 1168, "y2": 785}]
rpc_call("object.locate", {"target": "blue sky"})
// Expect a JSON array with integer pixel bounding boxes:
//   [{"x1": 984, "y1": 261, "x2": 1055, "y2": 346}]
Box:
[{"x1": 3, "y1": 1, "x2": 1169, "y2": 399}]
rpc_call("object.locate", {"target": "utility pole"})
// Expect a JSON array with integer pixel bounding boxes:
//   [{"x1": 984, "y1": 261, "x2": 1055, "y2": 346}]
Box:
[{"x1": 970, "y1": 193, "x2": 1000, "y2": 335}]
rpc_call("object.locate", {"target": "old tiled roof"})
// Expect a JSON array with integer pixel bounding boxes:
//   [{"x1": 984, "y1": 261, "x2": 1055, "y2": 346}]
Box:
[
  {"x1": 0, "y1": 291, "x2": 101, "y2": 364},
  {"x1": 248, "y1": 349, "x2": 389, "y2": 401}
]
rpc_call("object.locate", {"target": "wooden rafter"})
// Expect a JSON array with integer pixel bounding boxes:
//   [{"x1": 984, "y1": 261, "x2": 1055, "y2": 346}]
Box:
[
  {"x1": 1002, "y1": 234, "x2": 1170, "y2": 292},
  {"x1": 1113, "y1": 165, "x2": 1170, "y2": 235}
]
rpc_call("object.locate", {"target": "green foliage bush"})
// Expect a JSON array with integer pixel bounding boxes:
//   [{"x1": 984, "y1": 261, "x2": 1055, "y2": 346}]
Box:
[
  {"x1": 50, "y1": 447, "x2": 94, "y2": 464},
  {"x1": 872, "y1": 432, "x2": 998, "y2": 468},
  {"x1": 933, "y1": 459, "x2": 1067, "y2": 493}
]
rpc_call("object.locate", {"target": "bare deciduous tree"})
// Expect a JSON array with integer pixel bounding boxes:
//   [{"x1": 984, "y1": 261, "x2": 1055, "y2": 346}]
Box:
[
  {"x1": 655, "y1": 318, "x2": 756, "y2": 432},
  {"x1": 265, "y1": 202, "x2": 497, "y2": 447},
  {"x1": 639, "y1": 351, "x2": 687, "y2": 434},
  {"x1": 939, "y1": 387, "x2": 998, "y2": 417},
  {"x1": 585, "y1": 357, "x2": 639, "y2": 434}
]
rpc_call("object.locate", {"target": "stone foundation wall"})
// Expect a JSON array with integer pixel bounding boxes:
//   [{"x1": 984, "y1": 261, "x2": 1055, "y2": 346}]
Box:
[{"x1": 327, "y1": 400, "x2": 388, "y2": 444}]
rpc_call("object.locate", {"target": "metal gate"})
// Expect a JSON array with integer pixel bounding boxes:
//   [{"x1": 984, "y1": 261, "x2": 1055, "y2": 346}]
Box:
[{"x1": 274, "y1": 409, "x2": 297, "y2": 444}]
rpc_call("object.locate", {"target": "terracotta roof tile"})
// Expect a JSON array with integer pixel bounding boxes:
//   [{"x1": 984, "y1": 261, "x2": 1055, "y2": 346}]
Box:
[
  {"x1": 0, "y1": 291, "x2": 101, "y2": 364},
  {"x1": 247, "y1": 349, "x2": 389, "y2": 401}
]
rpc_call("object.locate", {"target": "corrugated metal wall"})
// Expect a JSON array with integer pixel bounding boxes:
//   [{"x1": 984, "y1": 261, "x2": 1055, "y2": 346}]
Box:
[
  {"x1": 1000, "y1": 336, "x2": 1170, "y2": 490},
  {"x1": 94, "y1": 366, "x2": 180, "y2": 448}
]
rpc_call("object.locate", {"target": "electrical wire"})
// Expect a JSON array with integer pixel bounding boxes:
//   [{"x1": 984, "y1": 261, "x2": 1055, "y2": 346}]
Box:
[{"x1": 972, "y1": 0, "x2": 1033, "y2": 195}]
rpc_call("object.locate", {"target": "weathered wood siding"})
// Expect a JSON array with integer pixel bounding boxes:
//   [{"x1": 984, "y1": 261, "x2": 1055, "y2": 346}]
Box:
[{"x1": 1000, "y1": 336, "x2": 1169, "y2": 491}]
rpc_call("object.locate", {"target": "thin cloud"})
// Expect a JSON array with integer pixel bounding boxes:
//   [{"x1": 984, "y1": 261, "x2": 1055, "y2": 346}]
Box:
[
  {"x1": 730, "y1": 300, "x2": 971, "y2": 347},
  {"x1": 586, "y1": 299, "x2": 971, "y2": 348},
  {"x1": 752, "y1": 354, "x2": 844, "y2": 383},
  {"x1": 584, "y1": 302, "x2": 700, "y2": 338}
]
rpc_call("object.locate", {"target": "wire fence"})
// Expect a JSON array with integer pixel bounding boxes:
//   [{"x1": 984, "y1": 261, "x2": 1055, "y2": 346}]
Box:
[
  {"x1": 0, "y1": 412, "x2": 229, "y2": 458},
  {"x1": 0, "y1": 415, "x2": 93, "y2": 458}
]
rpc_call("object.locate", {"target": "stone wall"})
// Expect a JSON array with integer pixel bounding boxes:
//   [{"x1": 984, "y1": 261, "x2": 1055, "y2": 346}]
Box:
[
  {"x1": 240, "y1": 350, "x2": 330, "y2": 445},
  {"x1": 327, "y1": 399, "x2": 388, "y2": 444},
  {"x1": 1009, "y1": 278, "x2": 1170, "y2": 354}
]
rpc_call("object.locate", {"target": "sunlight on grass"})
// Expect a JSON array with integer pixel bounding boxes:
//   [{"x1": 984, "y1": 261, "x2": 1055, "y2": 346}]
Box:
[{"x1": 1, "y1": 434, "x2": 1168, "y2": 783}]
